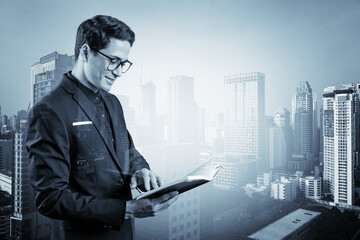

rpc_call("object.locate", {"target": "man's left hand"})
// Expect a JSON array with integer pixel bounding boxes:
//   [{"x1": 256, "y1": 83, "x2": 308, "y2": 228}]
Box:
[{"x1": 130, "y1": 168, "x2": 163, "y2": 191}]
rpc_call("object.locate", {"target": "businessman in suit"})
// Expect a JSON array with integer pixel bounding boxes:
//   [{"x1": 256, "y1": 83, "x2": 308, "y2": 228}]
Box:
[{"x1": 26, "y1": 15, "x2": 178, "y2": 240}]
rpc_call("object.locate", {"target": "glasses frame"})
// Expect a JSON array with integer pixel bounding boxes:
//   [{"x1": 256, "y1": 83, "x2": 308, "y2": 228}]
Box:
[{"x1": 89, "y1": 46, "x2": 133, "y2": 73}]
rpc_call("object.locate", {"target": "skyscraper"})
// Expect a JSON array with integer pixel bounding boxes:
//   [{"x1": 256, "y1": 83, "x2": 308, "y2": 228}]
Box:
[
  {"x1": 11, "y1": 119, "x2": 34, "y2": 239},
  {"x1": 319, "y1": 105, "x2": 324, "y2": 164},
  {"x1": 30, "y1": 52, "x2": 74, "y2": 107},
  {"x1": 167, "y1": 76, "x2": 198, "y2": 144},
  {"x1": 313, "y1": 95, "x2": 320, "y2": 161},
  {"x1": 224, "y1": 72, "x2": 265, "y2": 168},
  {"x1": 289, "y1": 81, "x2": 313, "y2": 171},
  {"x1": 265, "y1": 107, "x2": 291, "y2": 170},
  {"x1": 136, "y1": 82, "x2": 159, "y2": 146},
  {"x1": 322, "y1": 84, "x2": 360, "y2": 205},
  {"x1": 0, "y1": 134, "x2": 12, "y2": 173},
  {"x1": 11, "y1": 118, "x2": 50, "y2": 239}
]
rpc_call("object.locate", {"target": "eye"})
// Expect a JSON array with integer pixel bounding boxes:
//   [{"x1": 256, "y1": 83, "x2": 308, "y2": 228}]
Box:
[{"x1": 110, "y1": 59, "x2": 118, "y2": 64}]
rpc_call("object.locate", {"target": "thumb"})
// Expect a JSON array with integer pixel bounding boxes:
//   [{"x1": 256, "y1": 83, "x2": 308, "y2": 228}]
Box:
[{"x1": 130, "y1": 175, "x2": 137, "y2": 189}]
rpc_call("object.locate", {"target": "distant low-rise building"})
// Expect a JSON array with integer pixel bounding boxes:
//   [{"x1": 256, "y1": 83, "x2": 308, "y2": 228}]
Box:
[
  {"x1": 0, "y1": 173, "x2": 11, "y2": 194},
  {"x1": 270, "y1": 176, "x2": 297, "y2": 201},
  {"x1": 243, "y1": 183, "x2": 268, "y2": 197},
  {"x1": 300, "y1": 176, "x2": 321, "y2": 200}
]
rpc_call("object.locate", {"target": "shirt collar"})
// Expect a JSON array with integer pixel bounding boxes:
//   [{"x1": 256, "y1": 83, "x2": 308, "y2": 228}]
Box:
[{"x1": 66, "y1": 72, "x2": 101, "y2": 104}]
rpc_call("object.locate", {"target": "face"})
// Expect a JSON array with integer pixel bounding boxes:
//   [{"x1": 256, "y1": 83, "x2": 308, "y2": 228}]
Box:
[{"x1": 84, "y1": 38, "x2": 131, "y2": 92}]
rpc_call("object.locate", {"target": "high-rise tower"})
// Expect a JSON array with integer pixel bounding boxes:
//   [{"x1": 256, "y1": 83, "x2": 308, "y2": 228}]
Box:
[
  {"x1": 30, "y1": 52, "x2": 74, "y2": 107},
  {"x1": 224, "y1": 72, "x2": 265, "y2": 166},
  {"x1": 265, "y1": 107, "x2": 291, "y2": 170},
  {"x1": 322, "y1": 84, "x2": 360, "y2": 205},
  {"x1": 289, "y1": 81, "x2": 313, "y2": 171},
  {"x1": 167, "y1": 76, "x2": 198, "y2": 144}
]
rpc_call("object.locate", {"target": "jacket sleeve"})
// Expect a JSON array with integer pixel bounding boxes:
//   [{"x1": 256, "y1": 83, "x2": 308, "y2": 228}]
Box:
[{"x1": 26, "y1": 102, "x2": 126, "y2": 227}]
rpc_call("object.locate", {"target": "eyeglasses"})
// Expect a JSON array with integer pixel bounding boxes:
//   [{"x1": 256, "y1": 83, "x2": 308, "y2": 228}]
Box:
[{"x1": 89, "y1": 46, "x2": 132, "y2": 73}]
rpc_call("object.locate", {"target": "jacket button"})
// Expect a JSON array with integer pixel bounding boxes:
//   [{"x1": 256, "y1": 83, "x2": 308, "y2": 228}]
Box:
[{"x1": 119, "y1": 179, "x2": 124, "y2": 184}]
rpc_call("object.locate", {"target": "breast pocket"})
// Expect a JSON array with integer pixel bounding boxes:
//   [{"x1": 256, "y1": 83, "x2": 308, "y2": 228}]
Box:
[{"x1": 71, "y1": 124, "x2": 99, "y2": 159}]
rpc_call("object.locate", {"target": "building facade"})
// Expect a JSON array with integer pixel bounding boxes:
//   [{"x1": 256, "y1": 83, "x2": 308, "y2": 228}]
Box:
[
  {"x1": 265, "y1": 108, "x2": 291, "y2": 171},
  {"x1": 290, "y1": 81, "x2": 314, "y2": 171},
  {"x1": 322, "y1": 84, "x2": 360, "y2": 205},
  {"x1": 224, "y1": 72, "x2": 265, "y2": 170},
  {"x1": 270, "y1": 176, "x2": 298, "y2": 201},
  {"x1": 30, "y1": 52, "x2": 74, "y2": 107},
  {"x1": 300, "y1": 176, "x2": 321, "y2": 200},
  {"x1": 167, "y1": 76, "x2": 198, "y2": 144},
  {"x1": 11, "y1": 119, "x2": 34, "y2": 239}
]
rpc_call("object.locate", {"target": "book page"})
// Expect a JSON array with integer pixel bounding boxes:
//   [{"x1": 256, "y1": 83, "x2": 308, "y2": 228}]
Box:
[{"x1": 135, "y1": 160, "x2": 222, "y2": 200}]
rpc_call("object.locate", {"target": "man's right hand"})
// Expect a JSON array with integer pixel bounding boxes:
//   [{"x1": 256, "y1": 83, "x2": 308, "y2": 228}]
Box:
[{"x1": 125, "y1": 191, "x2": 179, "y2": 218}]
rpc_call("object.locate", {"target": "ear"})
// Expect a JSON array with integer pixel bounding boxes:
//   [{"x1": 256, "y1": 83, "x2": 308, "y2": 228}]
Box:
[{"x1": 80, "y1": 44, "x2": 90, "y2": 62}]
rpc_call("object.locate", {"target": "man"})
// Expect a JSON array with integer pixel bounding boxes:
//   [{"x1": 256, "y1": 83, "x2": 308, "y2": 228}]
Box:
[{"x1": 26, "y1": 15, "x2": 178, "y2": 240}]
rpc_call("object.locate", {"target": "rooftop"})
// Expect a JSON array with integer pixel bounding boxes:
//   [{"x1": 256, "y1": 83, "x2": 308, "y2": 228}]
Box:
[{"x1": 248, "y1": 208, "x2": 321, "y2": 240}]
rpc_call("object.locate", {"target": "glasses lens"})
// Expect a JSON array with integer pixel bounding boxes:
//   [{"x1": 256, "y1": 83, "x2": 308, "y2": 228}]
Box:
[
  {"x1": 108, "y1": 59, "x2": 121, "y2": 71},
  {"x1": 121, "y1": 61, "x2": 132, "y2": 73},
  {"x1": 108, "y1": 60, "x2": 132, "y2": 73}
]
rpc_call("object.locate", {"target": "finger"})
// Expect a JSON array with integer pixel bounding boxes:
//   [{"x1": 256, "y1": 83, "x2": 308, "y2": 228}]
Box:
[
  {"x1": 153, "y1": 191, "x2": 179, "y2": 204},
  {"x1": 154, "y1": 195, "x2": 179, "y2": 212},
  {"x1": 150, "y1": 172, "x2": 159, "y2": 189},
  {"x1": 143, "y1": 173, "x2": 151, "y2": 191},
  {"x1": 130, "y1": 175, "x2": 137, "y2": 189},
  {"x1": 156, "y1": 176, "x2": 164, "y2": 187}
]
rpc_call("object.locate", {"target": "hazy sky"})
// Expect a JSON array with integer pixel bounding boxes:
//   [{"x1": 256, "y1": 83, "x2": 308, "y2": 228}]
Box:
[{"x1": 0, "y1": 0, "x2": 359, "y2": 118}]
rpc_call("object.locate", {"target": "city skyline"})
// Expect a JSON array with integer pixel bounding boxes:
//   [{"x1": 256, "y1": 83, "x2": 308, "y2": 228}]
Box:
[
  {"x1": 2, "y1": 52, "x2": 360, "y2": 239},
  {"x1": 1, "y1": 1, "x2": 360, "y2": 239},
  {"x1": 0, "y1": 1, "x2": 359, "y2": 118}
]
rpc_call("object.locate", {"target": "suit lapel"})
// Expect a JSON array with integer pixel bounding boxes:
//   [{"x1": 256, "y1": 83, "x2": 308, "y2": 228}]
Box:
[
  {"x1": 60, "y1": 74, "x2": 123, "y2": 173},
  {"x1": 100, "y1": 92, "x2": 129, "y2": 174}
]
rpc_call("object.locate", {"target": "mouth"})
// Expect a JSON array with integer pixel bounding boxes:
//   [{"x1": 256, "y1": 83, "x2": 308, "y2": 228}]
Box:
[{"x1": 105, "y1": 76, "x2": 116, "y2": 83}]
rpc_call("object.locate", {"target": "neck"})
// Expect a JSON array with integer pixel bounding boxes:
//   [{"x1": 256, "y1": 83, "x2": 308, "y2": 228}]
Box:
[{"x1": 71, "y1": 61, "x2": 98, "y2": 93}]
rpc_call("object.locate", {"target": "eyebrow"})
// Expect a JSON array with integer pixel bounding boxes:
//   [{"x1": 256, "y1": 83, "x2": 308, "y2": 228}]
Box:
[{"x1": 109, "y1": 55, "x2": 124, "y2": 61}]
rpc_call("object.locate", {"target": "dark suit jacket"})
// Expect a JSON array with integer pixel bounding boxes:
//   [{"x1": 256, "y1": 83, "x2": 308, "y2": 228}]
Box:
[{"x1": 26, "y1": 73, "x2": 150, "y2": 240}]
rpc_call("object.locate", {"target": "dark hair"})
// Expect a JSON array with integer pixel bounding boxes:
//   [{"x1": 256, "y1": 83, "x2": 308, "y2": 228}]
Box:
[{"x1": 74, "y1": 15, "x2": 135, "y2": 60}]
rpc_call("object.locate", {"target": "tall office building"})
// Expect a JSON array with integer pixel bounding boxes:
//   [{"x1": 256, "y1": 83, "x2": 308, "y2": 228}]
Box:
[
  {"x1": 313, "y1": 96, "x2": 320, "y2": 161},
  {"x1": 224, "y1": 72, "x2": 265, "y2": 168},
  {"x1": 30, "y1": 52, "x2": 74, "y2": 107},
  {"x1": 0, "y1": 134, "x2": 12, "y2": 173},
  {"x1": 136, "y1": 143, "x2": 201, "y2": 240},
  {"x1": 10, "y1": 119, "x2": 34, "y2": 239},
  {"x1": 1, "y1": 115, "x2": 9, "y2": 133},
  {"x1": 136, "y1": 82, "x2": 160, "y2": 146},
  {"x1": 167, "y1": 76, "x2": 198, "y2": 144},
  {"x1": 11, "y1": 119, "x2": 50, "y2": 239},
  {"x1": 322, "y1": 84, "x2": 360, "y2": 205},
  {"x1": 289, "y1": 81, "x2": 313, "y2": 171},
  {"x1": 166, "y1": 146, "x2": 200, "y2": 240},
  {"x1": 16, "y1": 110, "x2": 27, "y2": 132},
  {"x1": 265, "y1": 107, "x2": 291, "y2": 170},
  {"x1": 319, "y1": 105, "x2": 324, "y2": 164}
]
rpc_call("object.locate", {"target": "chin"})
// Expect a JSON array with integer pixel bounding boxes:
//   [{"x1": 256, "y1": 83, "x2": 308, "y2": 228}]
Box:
[{"x1": 100, "y1": 85, "x2": 112, "y2": 92}]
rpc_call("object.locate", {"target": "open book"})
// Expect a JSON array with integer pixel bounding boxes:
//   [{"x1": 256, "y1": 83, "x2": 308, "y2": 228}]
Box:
[{"x1": 135, "y1": 160, "x2": 222, "y2": 200}]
